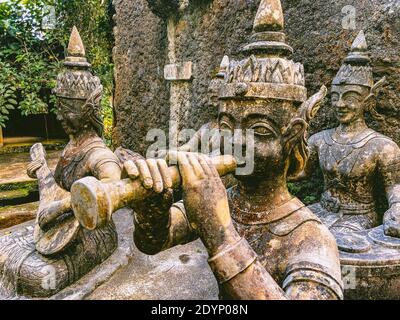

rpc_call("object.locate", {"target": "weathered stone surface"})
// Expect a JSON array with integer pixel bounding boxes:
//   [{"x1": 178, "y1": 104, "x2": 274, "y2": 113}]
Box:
[
  {"x1": 112, "y1": 0, "x2": 399, "y2": 153},
  {"x1": 0, "y1": 208, "x2": 134, "y2": 300},
  {"x1": 50, "y1": 209, "x2": 134, "y2": 300},
  {"x1": 87, "y1": 237, "x2": 218, "y2": 300}
]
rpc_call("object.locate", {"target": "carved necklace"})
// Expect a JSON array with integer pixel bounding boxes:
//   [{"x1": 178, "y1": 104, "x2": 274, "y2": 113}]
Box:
[
  {"x1": 229, "y1": 190, "x2": 305, "y2": 226},
  {"x1": 331, "y1": 127, "x2": 371, "y2": 145},
  {"x1": 327, "y1": 128, "x2": 371, "y2": 167}
]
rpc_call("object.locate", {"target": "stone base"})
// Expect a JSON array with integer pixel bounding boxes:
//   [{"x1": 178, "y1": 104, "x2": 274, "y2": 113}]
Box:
[
  {"x1": 55, "y1": 208, "x2": 218, "y2": 300},
  {"x1": 87, "y1": 239, "x2": 218, "y2": 300}
]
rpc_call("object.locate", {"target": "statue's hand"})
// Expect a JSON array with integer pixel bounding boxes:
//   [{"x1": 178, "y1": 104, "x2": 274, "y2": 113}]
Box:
[
  {"x1": 27, "y1": 159, "x2": 43, "y2": 179},
  {"x1": 176, "y1": 152, "x2": 240, "y2": 255},
  {"x1": 37, "y1": 197, "x2": 71, "y2": 229},
  {"x1": 123, "y1": 158, "x2": 174, "y2": 214},
  {"x1": 123, "y1": 158, "x2": 173, "y2": 193},
  {"x1": 383, "y1": 204, "x2": 400, "y2": 238}
]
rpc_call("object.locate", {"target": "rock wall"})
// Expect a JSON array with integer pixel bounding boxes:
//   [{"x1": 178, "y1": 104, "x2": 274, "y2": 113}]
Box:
[{"x1": 112, "y1": 0, "x2": 400, "y2": 154}]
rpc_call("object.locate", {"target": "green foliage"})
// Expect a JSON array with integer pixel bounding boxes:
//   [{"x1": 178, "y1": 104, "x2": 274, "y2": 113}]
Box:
[
  {"x1": 53, "y1": 0, "x2": 115, "y2": 144},
  {"x1": 0, "y1": 62, "x2": 18, "y2": 127},
  {"x1": 0, "y1": 0, "x2": 115, "y2": 142},
  {"x1": 288, "y1": 178, "x2": 324, "y2": 205},
  {"x1": 0, "y1": 0, "x2": 63, "y2": 123}
]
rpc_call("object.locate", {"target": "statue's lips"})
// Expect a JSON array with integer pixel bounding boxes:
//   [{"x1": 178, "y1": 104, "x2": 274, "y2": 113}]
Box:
[{"x1": 337, "y1": 110, "x2": 350, "y2": 117}]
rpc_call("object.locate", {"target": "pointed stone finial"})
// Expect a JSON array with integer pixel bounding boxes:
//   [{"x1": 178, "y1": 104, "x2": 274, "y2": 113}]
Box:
[
  {"x1": 334, "y1": 30, "x2": 373, "y2": 87},
  {"x1": 344, "y1": 30, "x2": 370, "y2": 65},
  {"x1": 217, "y1": 55, "x2": 230, "y2": 78},
  {"x1": 67, "y1": 26, "x2": 86, "y2": 57},
  {"x1": 253, "y1": 0, "x2": 284, "y2": 32},
  {"x1": 351, "y1": 30, "x2": 368, "y2": 52},
  {"x1": 243, "y1": 0, "x2": 291, "y2": 56}
]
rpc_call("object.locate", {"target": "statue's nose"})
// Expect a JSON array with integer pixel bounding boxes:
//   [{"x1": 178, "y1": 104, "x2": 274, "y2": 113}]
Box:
[{"x1": 336, "y1": 99, "x2": 346, "y2": 108}]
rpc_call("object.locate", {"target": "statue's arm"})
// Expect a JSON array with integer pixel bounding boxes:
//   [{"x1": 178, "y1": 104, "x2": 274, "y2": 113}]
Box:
[
  {"x1": 38, "y1": 148, "x2": 122, "y2": 229},
  {"x1": 379, "y1": 141, "x2": 400, "y2": 205},
  {"x1": 218, "y1": 257, "x2": 342, "y2": 300},
  {"x1": 215, "y1": 228, "x2": 343, "y2": 300},
  {"x1": 378, "y1": 140, "x2": 400, "y2": 237},
  {"x1": 288, "y1": 133, "x2": 320, "y2": 182}
]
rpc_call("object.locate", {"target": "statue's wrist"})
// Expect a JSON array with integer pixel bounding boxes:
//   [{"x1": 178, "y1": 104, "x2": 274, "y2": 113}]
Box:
[
  {"x1": 208, "y1": 237, "x2": 257, "y2": 284},
  {"x1": 390, "y1": 202, "x2": 400, "y2": 209}
]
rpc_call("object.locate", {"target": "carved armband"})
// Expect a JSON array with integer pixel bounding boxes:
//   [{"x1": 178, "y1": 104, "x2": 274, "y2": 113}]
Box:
[
  {"x1": 283, "y1": 262, "x2": 344, "y2": 300},
  {"x1": 381, "y1": 159, "x2": 400, "y2": 188},
  {"x1": 208, "y1": 238, "x2": 257, "y2": 284}
]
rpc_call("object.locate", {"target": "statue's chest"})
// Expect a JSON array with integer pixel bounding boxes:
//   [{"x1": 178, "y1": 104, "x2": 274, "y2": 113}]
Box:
[
  {"x1": 319, "y1": 142, "x2": 376, "y2": 181},
  {"x1": 54, "y1": 148, "x2": 90, "y2": 191},
  {"x1": 233, "y1": 222, "x2": 289, "y2": 284}
]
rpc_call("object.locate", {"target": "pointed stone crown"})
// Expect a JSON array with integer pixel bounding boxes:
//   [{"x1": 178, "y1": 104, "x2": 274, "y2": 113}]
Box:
[
  {"x1": 54, "y1": 27, "x2": 102, "y2": 101},
  {"x1": 219, "y1": 0, "x2": 307, "y2": 103},
  {"x1": 332, "y1": 30, "x2": 374, "y2": 88}
]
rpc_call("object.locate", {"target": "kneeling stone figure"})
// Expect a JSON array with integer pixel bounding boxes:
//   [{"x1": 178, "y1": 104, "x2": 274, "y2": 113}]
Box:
[{"x1": 0, "y1": 27, "x2": 122, "y2": 298}]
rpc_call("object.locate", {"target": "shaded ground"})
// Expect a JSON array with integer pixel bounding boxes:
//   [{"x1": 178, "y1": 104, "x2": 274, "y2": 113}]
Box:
[{"x1": 0, "y1": 150, "x2": 60, "y2": 185}]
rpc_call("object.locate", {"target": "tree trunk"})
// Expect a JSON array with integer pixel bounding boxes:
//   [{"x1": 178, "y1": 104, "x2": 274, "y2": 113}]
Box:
[{"x1": 0, "y1": 127, "x2": 4, "y2": 147}]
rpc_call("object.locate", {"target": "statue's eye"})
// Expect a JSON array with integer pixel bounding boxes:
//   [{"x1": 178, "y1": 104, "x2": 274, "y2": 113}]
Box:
[
  {"x1": 219, "y1": 120, "x2": 233, "y2": 132},
  {"x1": 344, "y1": 96, "x2": 360, "y2": 105},
  {"x1": 250, "y1": 123, "x2": 274, "y2": 136}
]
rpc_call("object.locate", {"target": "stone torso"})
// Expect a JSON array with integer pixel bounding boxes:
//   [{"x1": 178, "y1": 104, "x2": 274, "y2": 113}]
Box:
[
  {"x1": 54, "y1": 135, "x2": 119, "y2": 190},
  {"x1": 227, "y1": 188, "x2": 342, "y2": 293},
  {"x1": 313, "y1": 128, "x2": 390, "y2": 212}
]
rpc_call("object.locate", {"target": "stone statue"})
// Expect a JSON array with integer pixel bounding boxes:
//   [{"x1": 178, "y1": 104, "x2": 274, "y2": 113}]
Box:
[
  {"x1": 0, "y1": 27, "x2": 121, "y2": 299},
  {"x1": 175, "y1": 56, "x2": 228, "y2": 155},
  {"x1": 72, "y1": 0, "x2": 343, "y2": 300},
  {"x1": 301, "y1": 30, "x2": 400, "y2": 237}
]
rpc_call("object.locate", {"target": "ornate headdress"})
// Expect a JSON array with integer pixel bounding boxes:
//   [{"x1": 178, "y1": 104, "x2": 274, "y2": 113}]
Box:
[
  {"x1": 54, "y1": 26, "x2": 103, "y2": 101},
  {"x1": 332, "y1": 30, "x2": 374, "y2": 88},
  {"x1": 219, "y1": 0, "x2": 307, "y2": 103},
  {"x1": 208, "y1": 55, "x2": 230, "y2": 96},
  {"x1": 54, "y1": 27, "x2": 104, "y2": 135}
]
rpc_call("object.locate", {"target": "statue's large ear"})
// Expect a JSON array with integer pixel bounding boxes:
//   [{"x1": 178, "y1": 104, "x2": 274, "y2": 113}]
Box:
[
  {"x1": 283, "y1": 85, "x2": 327, "y2": 176},
  {"x1": 283, "y1": 118, "x2": 307, "y2": 156},
  {"x1": 298, "y1": 85, "x2": 328, "y2": 124},
  {"x1": 366, "y1": 77, "x2": 387, "y2": 100},
  {"x1": 364, "y1": 77, "x2": 386, "y2": 121},
  {"x1": 283, "y1": 85, "x2": 327, "y2": 151},
  {"x1": 82, "y1": 85, "x2": 103, "y2": 117}
]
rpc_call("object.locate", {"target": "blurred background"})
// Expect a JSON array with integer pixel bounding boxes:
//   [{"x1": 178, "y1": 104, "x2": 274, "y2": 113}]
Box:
[{"x1": 0, "y1": 0, "x2": 115, "y2": 147}]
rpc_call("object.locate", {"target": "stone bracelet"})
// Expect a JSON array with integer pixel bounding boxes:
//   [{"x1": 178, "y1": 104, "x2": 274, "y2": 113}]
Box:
[{"x1": 208, "y1": 238, "x2": 258, "y2": 284}]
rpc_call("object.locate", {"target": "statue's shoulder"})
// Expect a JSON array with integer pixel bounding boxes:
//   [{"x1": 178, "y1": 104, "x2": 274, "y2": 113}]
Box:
[
  {"x1": 364, "y1": 130, "x2": 398, "y2": 149},
  {"x1": 308, "y1": 128, "x2": 334, "y2": 147},
  {"x1": 84, "y1": 138, "x2": 121, "y2": 171},
  {"x1": 267, "y1": 202, "x2": 321, "y2": 236},
  {"x1": 279, "y1": 207, "x2": 343, "y2": 296}
]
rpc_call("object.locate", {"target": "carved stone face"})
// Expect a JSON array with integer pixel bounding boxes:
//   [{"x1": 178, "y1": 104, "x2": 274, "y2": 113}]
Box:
[
  {"x1": 218, "y1": 98, "x2": 295, "y2": 180},
  {"x1": 56, "y1": 98, "x2": 86, "y2": 135},
  {"x1": 331, "y1": 84, "x2": 370, "y2": 124}
]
